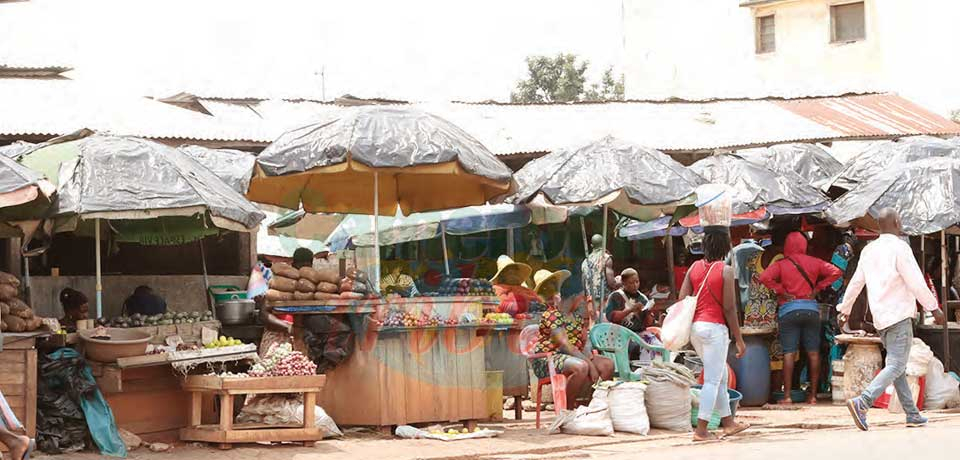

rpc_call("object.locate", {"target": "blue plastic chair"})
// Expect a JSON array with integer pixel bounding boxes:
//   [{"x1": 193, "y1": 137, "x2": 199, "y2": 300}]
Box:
[{"x1": 589, "y1": 323, "x2": 670, "y2": 381}]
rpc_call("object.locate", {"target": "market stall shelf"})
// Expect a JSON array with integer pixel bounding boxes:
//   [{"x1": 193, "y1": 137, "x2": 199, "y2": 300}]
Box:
[
  {"x1": 179, "y1": 375, "x2": 327, "y2": 449},
  {"x1": 0, "y1": 334, "x2": 38, "y2": 453}
]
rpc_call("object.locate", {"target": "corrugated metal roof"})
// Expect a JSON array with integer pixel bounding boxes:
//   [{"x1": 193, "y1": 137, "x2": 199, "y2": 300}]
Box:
[
  {"x1": 0, "y1": 79, "x2": 268, "y2": 142},
  {"x1": 5, "y1": 83, "x2": 957, "y2": 153},
  {"x1": 773, "y1": 94, "x2": 960, "y2": 138},
  {"x1": 186, "y1": 93, "x2": 960, "y2": 154}
]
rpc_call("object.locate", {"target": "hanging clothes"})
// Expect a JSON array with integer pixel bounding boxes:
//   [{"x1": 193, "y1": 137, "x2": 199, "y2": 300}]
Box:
[{"x1": 743, "y1": 252, "x2": 784, "y2": 370}]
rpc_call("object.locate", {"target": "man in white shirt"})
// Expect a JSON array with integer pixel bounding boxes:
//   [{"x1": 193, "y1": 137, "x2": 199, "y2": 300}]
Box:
[{"x1": 838, "y1": 208, "x2": 945, "y2": 431}]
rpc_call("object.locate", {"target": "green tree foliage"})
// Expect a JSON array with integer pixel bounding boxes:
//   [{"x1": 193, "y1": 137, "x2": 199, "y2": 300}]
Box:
[{"x1": 511, "y1": 53, "x2": 624, "y2": 103}]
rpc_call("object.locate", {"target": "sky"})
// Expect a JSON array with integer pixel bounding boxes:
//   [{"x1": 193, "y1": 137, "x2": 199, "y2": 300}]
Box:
[{"x1": 0, "y1": 0, "x2": 624, "y2": 102}]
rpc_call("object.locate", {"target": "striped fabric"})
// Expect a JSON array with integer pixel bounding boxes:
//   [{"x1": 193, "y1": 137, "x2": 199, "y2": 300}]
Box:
[{"x1": 0, "y1": 389, "x2": 22, "y2": 430}]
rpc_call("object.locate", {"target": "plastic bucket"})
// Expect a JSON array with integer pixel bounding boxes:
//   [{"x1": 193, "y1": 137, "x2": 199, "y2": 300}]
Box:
[
  {"x1": 695, "y1": 184, "x2": 733, "y2": 227},
  {"x1": 691, "y1": 386, "x2": 742, "y2": 430},
  {"x1": 209, "y1": 285, "x2": 246, "y2": 303},
  {"x1": 485, "y1": 371, "x2": 504, "y2": 421}
]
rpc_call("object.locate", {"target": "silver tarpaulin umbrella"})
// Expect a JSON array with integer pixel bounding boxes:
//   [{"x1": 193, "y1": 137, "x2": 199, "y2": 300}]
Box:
[
  {"x1": 829, "y1": 136, "x2": 960, "y2": 191},
  {"x1": 690, "y1": 153, "x2": 829, "y2": 215}
]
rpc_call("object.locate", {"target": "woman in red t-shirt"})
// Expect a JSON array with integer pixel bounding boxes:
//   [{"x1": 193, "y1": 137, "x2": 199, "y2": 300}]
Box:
[{"x1": 678, "y1": 227, "x2": 748, "y2": 442}]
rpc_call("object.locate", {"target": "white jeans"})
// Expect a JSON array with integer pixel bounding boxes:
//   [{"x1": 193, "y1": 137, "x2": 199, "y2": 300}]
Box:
[{"x1": 691, "y1": 321, "x2": 731, "y2": 421}]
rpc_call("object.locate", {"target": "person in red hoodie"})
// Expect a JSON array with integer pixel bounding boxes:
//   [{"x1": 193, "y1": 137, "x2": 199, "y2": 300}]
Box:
[{"x1": 759, "y1": 232, "x2": 842, "y2": 405}]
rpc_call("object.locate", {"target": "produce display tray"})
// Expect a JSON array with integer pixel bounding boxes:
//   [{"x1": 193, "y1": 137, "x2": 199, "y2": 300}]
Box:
[
  {"x1": 391, "y1": 296, "x2": 500, "y2": 306},
  {"x1": 269, "y1": 298, "x2": 383, "y2": 314}
]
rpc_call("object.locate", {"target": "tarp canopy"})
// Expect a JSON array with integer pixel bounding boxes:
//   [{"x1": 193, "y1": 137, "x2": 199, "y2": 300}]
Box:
[
  {"x1": 0, "y1": 141, "x2": 36, "y2": 160},
  {"x1": 325, "y1": 204, "x2": 531, "y2": 251},
  {"x1": 247, "y1": 105, "x2": 514, "y2": 215},
  {"x1": 690, "y1": 153, "x2": 829, "y2": 215},
  {"x1": 0, "y1": 153, "x2": 55, "y2": 238},
  {"x1": 826, "y1": 158, "x2": 960, "y2": 235},
  {"x1": 24, "y1": 133, "x2": 265, "y2": 236},
  {"x1": 177, "y1": 145, "x2": 256, "y2": 195},
  {"x1": 505, "y1": 135, "x2": 703, "y2": 220},
  {"x1": 268, "y1": 209, "x2": 345, "y2": 240},
  {"x1": 738, "y1": 143, "x2": 843, "y2": 190},
  {"x1": 618, "y1": 208, "x2": 769, "y2": 240},
  {"x1": 829, "y1": 136, "x2": 960, "y2": 191}
]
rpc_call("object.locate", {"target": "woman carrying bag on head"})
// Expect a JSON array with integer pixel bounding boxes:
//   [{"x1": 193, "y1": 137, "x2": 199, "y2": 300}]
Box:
[{"x1": 678, "y1": 226, "x2": 749, "y2": 442}]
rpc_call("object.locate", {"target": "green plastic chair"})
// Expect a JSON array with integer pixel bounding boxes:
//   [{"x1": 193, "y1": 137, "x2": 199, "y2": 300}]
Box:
[{"x1": 589, "y1": 323, "x2": 670, "y2": 381}]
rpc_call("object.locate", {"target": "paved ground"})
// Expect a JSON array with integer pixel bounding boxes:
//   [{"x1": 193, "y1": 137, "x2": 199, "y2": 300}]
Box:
[{"x1": 36, "y1": 404, "x2": 960, "y2": 460}]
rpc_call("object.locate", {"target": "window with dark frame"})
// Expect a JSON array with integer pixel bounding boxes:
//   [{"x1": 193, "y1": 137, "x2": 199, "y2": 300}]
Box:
[
  {"x1": 831, "y1": 2, "x2": 866, "y2": 43},
  {"x1": 756, "y1": 14, "x2": 775, "y2": 54}
]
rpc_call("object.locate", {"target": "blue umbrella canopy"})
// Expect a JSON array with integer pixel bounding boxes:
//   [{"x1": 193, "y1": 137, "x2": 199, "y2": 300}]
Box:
[{"x1": 325, "y1": 204, "x2": 532, "y2": 251}]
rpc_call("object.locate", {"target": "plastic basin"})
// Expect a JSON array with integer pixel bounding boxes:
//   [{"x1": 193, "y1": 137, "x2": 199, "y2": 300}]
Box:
[
  {"x1": 691, "y1": 386, "x2": 742, "y2": 430},
  {"x1": 771, "y1": 390, "x2": 807, "y2": 404},
  {"x1": 79, "y1": 328, "x2": 152, "y2": 363}
]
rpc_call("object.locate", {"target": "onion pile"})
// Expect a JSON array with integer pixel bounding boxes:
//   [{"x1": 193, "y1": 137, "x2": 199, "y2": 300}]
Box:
[{"x1": 249, "y1": 343, "x2": 317, "y2": 377}]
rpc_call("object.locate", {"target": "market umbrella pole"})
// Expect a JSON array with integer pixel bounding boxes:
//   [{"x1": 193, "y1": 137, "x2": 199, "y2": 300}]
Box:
[
  {"x1": 199, "y1": 238, "x2": 211, "y2": 312},
  {"x1": 599, "y1": 204, "x2": 608, "y2": 322},
  {"x1": 580, "y1": 217, "x2": 589, "y2": 257},
  {"x1": 665, "y1": 235, "x2": 676, "y2": 298},
  {"x1": 440, "y1": 222, "x2": 450, "y2": 275},
  {"x1": 373, "y1": 172, "x2": 380, "y2": 293},
  {"x1": 95, "y1": 218, "x2": 103, "y2": 318},
  {"x1": 942, "y1": 230, "x2": 950, "y2": 369}
]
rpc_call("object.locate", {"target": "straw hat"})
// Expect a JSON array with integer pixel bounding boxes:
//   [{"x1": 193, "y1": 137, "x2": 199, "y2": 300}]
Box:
[
  {"x1": 533, "y1": 269, "x2": 571, "y2": 296},
  {"x1": 490, "y1": 255, "x2": 532, "y2": 285}
]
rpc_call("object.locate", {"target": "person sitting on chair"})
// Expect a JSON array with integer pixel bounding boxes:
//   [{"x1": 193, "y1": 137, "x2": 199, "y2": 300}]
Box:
[
  {"x1": 531, "y1": 269, "x2": 614, "y2": 409},
  {"x1": 605, "y1": 268, "x2": 664, "y2": 361}
]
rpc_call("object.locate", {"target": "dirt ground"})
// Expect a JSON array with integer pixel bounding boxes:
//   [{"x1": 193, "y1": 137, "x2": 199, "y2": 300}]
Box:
[{"x1": 35, "y1": 404, "x2": 960, "y2": 460}]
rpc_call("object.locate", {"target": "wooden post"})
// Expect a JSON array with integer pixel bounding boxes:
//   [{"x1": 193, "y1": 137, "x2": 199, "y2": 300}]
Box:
[
  {"x1": 665, "y1": 235, "x2": 676, "y2": 298},
  {"x1": 219, "y1": 394, "x2": 234, "y2": 431},
  {"x1": 190, "y1": 392, "x2": 203, "y2": 427},
  {"x1": 942, "y1": 231, "x2": 950, "y2": 370}
]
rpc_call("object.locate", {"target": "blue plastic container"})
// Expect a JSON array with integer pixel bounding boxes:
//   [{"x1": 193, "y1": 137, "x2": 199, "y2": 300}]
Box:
[
  {"x1": 728, "y1": 334, "x2": 771, "y2": 406},
  {"x1": 691, "y1": 386, "x2": 742, "y2": 430}
]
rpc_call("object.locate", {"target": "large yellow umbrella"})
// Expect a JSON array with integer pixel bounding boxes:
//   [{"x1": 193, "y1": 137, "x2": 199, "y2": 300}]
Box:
[{"x1": 247, "y1": 106, "x2": 515, "y2": 288}]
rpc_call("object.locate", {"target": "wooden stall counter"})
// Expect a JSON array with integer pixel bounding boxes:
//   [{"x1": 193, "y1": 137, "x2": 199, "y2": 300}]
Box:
[
  {"x1": 0, "y1": 334, "x2": 38, "y2": 453},
  {"x1": 88, "y1": 360, "x2": 216, "y2": 443},
  {"x1": 319, "y1": 296, "x2": 494, "y2": 431}
]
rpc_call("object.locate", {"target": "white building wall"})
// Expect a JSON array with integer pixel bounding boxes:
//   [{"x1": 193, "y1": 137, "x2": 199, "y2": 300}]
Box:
[{"x1": 623, "y1": 0, "x2": 960, "y2": 116}]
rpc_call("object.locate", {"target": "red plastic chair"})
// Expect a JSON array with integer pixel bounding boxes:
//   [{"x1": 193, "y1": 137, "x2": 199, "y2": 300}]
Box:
[{"x1": 519, "y1": 324, "x2": 568, "y2": 428}]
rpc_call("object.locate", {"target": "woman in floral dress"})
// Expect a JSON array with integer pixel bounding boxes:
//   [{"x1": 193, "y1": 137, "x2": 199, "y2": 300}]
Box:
[{"x1": 530, "y1": 269, "x2": 614, "y2": 409}]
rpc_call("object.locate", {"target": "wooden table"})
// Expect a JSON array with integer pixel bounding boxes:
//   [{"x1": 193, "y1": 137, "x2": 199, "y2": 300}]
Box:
[
  {"x1": 0, "y1": 334, "x2": 38, "y2": 453},
  {"x1": 179, "y1": 375, "x2": 326, "y2": 449}
]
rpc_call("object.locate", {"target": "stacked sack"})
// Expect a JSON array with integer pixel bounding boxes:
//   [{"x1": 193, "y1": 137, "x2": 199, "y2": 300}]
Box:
[
  {"x1": 0, "y1": 271, "x2": 45, "y2": 332},
  {"x1": 266, "y1": 263, "x2": 374, "y2": 301}
]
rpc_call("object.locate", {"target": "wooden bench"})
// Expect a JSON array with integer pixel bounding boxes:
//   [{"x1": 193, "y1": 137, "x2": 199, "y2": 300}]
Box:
[{"x1": 179, "y1": 374, "x2": 326, "y2": 449}]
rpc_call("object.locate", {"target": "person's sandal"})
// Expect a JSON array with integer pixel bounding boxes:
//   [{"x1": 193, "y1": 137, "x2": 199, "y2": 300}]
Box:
[
  {"x1": 692, "y1": 432, "x2": 719, "y2": 442},
  {"x1": 720, "y1": 422, "x2": 750, "y2": 438},
  {"x1": 21, "y1": 438, "x2": 35, "y2": 460}
]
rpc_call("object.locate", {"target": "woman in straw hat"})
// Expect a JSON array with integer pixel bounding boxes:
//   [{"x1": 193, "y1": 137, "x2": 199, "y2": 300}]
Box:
[
  {"x1": 531, "y1": 268, "x2": 614, "y2": 409},
  {"x1": 491, "y1": 255, "x2": 540, "y2": 315}
]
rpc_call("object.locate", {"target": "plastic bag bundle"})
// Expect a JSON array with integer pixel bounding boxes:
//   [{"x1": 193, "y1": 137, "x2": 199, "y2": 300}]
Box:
[
  {"x1": 548, "y1": 388, "x2": 614, "y2": 436},
  {"x1": 606, "y1": 382, "x2": 650, "y2": 435},
  {"x1": 924, "y1": 357, "x2": 960, "y2": 410},
  {"x1": 237, "y1": 395, "x2": 342, "y2": 438},
  {"x1": 906, "y1": 338, "x2": 934, "y2": 377}
]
